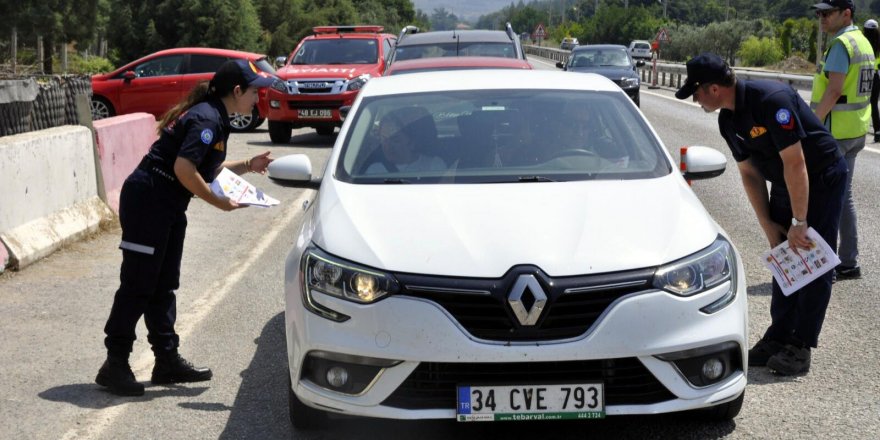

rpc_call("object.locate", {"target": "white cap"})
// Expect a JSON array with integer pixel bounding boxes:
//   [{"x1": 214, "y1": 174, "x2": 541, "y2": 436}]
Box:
[{"x1": 865, "y1": 19, "x2": 879, "y2": 29}]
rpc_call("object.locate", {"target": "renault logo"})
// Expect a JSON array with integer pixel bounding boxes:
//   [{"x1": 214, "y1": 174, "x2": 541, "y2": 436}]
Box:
[{"x1": 508, "y1": 274, "x2": 547, "y2": 326}]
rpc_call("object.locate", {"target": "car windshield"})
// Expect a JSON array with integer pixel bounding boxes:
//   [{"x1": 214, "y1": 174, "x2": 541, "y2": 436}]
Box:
[
  {"x1": 291, "y1": 39, "x2": 378, "y2": 65},
  {"x1": 336, "y1": 89, "x2": 669, "y2": 184},
  {"x1": 394, "y1": 42, "x2": 517, "y2": 60},
  {"x1": 570, "y1": 49, "x2": 631, "y2": 68}
]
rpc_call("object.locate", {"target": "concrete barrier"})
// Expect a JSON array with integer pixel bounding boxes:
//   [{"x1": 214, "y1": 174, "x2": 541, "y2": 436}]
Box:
[
  {"x1": 0, "y1": 125, "x2": 113, "y2": 271},
  {"x1": 93, "y1": 113, "x2": 158, "y2": 213}
]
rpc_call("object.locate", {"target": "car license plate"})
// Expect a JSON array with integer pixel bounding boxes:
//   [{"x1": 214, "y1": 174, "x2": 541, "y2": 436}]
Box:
[
  {"x1": 456, "y1": 383, "x2": 604, "y2": 422},
  {"x1": 297, "y1": 109, "x2": 333, "y2": 119}
]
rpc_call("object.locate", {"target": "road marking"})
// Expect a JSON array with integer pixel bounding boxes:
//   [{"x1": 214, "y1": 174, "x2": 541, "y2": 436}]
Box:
[{"x1": 60, "y1": 189, "x2": 315, "y2": 440}]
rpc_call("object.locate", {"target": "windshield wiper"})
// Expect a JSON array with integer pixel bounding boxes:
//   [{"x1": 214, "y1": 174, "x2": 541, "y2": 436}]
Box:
[
  {"x1": 517, "y1": 175, "x2": 557, "y2": 182},
  {"x1": 384, "y1": 178, "x2": 411, "y2": 184}
]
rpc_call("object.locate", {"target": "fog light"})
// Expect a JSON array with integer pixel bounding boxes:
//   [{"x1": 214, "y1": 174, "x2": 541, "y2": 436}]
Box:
[
  {"x1": 270, "y1": 100, "x2": 281, "y2": 109},
  {"x1": 326, "y1": 367, "x2": 349, "y2": 388},
  {"x1": 702, "y1": 358, "x2": 724, "y2": 380}
]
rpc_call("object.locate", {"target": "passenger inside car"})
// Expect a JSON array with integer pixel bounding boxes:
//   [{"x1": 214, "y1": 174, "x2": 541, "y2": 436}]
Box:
[{"x1": 363, "y1": 107, "x2": 446, "y2": 174}]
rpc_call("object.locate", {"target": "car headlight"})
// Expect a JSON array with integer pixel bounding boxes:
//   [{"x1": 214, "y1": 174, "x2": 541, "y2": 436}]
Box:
[
  {"x1": 346, "y1": 74, "x2": 371, "y2": 92},
  {"x1": 300, "y1": 246, "x2": 399, "y2": 321},
  {"x1": 653, "y1": 237, "x2": 735, "y2": 298},
  {"x1": 622, "y1": 77, "x2": 639, "y2": 87},
  {"x1": 271, "y1": 79, "x2": 288, "y2": 93}
]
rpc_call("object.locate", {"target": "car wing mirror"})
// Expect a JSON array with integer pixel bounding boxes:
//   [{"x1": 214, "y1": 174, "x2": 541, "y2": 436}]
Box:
[
  {"x1": 339, "y1": 105, "x2": 352, "y2": 120},
  {"x1": 681, "y1": 146, "x2": 727, "y2": 181},
  {"x1": 636, "y1": 60, "x2": 645, "y2": 67},
  {"x1": 275, "y1": 56, "x2": 288, "y2": 68},
  {"x1": 123, "y1": 71, "x2": 136, "y2": 81},
  {"x1": 268, "y1": 154, "x2": 320, "y2": 188},
  {"x1": 556, "y1": 61, "x2": 564, "y2": 69}
]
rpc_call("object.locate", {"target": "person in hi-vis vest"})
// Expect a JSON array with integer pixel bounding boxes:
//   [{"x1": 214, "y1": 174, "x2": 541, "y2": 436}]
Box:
[{"x1": 810, "y1": 0, "x2": 871, "y2": 281}]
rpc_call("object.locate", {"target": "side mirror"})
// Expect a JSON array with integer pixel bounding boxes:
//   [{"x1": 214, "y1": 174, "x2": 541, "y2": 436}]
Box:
[
  {"x1": 681, "y1": 146, "x2": 727, "y2": 181},
  {"x1": 339, "y1": 105, "x2": 352, "y2": 120},
  {"x1": 556, "y1": 61, "x2": 564, "y2": 69},
  {"x1": 123, "y1": 71, "x2": 136, "y2": 81},
  {"x1": 268, "y1": 154, "x2": 314, "y2": 183},
  {"x1": 275, "y1": 56, "x2": 287, "y2": 68},
  {"x1": 636, "y1": 60, "x2": 645, "y2": 67}
]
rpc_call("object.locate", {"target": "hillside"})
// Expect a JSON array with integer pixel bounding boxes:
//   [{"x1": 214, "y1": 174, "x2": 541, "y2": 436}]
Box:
[{"x1": 411, "y1": 0, "x2": 512, "y2": 21}]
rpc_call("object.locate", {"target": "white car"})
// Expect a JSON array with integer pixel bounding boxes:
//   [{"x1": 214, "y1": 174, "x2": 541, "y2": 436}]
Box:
[
  {"x1": 628, "y1": 40, "x2": 652, "y2": 60},
  {"x1": 270, "y1": 70, "x2": 746, "y2": 429}
]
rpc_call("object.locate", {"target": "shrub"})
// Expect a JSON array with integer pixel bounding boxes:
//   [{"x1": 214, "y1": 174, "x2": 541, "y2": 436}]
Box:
[{"x1": 737, "y1": 36, "x2": 784, "y2": 67}]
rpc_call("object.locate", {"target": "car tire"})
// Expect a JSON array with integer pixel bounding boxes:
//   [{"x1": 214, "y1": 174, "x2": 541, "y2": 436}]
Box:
[
  {"x1": 699, "y1": 391, "x2": 744, "y2": 421},
  {"x1": 90, "y1": 96, "x2": 115, "y2": 120},
  {"x1": 269, "y1": 120, "x2": 292, "y2": 144},
  {"x1": 288, "y1": 377, "x2": 328, "y2": 430},
  {"x1": 316, "y1": 126, "x2": 335, "y2": 136},
  {"x1": 230, "y1": 107, "x2": 262, "y2": 132}
]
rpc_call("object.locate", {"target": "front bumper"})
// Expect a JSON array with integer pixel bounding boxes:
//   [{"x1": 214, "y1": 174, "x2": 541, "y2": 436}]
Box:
[
  {"x1": 284, "y1": 248, "x2": 748, "y2": 420},
  {"x1": 266, "y1": 89, "x2": 358, "y2": 128}
]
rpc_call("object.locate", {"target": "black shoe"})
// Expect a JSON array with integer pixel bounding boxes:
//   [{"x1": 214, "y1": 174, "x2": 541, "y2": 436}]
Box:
[
  {"x1": 874, "y1": 132, "x2": 880, "y2": 143},
  {"x1": 151, "y1": 352, "x2": 212, "y2": 384},
  {"x1": 748, "y1": 338, "x2": 785, "y2": 367},
  {"x1": 96, "y1": 356, "x2": 145, "y2": 396},
  {"x1": 767, "y1": 344, "x2": 811, "y2": 376},
  {"x1": 835, "y1": 265, "x2": 861, "y2": 280}
]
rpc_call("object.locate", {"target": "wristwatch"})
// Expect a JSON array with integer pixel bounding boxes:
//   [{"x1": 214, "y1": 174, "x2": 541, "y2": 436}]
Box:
[{"x1": 791, "y1": 217, "x2": 807, "y2": 227}]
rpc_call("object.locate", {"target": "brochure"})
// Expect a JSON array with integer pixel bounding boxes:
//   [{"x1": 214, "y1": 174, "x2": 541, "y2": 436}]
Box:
[
  {"x1": 210, "y1": 167, "x2": 279, "y2": 207},
  {"x1": 761, "y1": 227, "x2": 839, "y2": 296}
]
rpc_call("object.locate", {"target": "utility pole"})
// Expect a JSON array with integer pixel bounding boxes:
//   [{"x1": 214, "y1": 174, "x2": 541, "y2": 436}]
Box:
[
  {"x1": 726, "y1": 0, "x2": 729, "y2": 21},
  {"x1": 596, "y1": 0, "x2": 599, "y2": 14}
]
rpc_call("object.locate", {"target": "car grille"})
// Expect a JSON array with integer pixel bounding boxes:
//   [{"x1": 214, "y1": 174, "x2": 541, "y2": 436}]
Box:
[
  {"x1": 395, "y1": 266, "x2": 655, "y2": 342},
  {"x1": 287, "y1": 100, "x2": 344, "y2": 109},
  {"x1": 381, "y1": 357, "x2": 676, "y2": 410}
]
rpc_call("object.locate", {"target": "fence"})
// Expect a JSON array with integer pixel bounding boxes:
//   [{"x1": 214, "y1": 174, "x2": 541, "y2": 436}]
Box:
[{"x1": 0, "y1": 75, "x2": 92, "y2": 137}]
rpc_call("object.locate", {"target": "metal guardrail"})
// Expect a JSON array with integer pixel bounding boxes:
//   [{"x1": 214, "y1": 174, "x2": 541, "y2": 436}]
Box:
[{"x1": 524, "y1": 45, "x2": 815, "y2": 91}]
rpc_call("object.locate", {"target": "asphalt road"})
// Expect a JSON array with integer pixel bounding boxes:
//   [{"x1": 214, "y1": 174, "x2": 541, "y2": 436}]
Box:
[{"x1": 0, "y1": 59, "x2": 878, "y2": 439}]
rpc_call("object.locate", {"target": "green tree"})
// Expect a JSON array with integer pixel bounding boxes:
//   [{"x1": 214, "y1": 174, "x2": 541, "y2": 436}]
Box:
[
  {"x1": 737, "y1": 36, "x2": 784, "y2": 66},
  {"x1": 431, "y1": 8, "x2": 459, "y2": 31}
]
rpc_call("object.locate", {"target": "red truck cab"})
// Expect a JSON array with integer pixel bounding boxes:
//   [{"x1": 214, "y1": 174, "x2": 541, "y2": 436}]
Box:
[{"x1": 266, "y1": 26, "x2": 397, "y2": 143}]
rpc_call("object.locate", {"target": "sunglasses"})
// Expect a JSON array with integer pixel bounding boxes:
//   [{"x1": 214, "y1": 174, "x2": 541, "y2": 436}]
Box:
[{"x1": 815, "y1": 9, "x2": 840, "y2": 18}]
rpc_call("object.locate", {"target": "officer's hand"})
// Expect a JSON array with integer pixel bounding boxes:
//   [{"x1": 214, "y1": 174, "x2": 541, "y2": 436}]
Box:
[
  {"x1": 787, "y1": 223, "x2": 811, "y2": 251},
  {"x1": 249, "y1": 151, "x2": 274, "y2": 174},
  {"x1": 214, "y1": 196, "x2": 245, "y2": 212}
]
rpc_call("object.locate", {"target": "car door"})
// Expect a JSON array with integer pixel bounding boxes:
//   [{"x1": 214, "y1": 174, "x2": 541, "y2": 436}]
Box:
[{"x1": 117, "y1": 54, "x2": 184, "y2": 117}]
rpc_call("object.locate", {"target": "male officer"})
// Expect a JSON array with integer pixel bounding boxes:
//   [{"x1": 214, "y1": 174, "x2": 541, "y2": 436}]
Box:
[
  {"x1": 676, "y1": 53, "x2": 848, "y2": 376},
  {"x1": 811, "y1": 0, "x2": 873, "y2": 280}
]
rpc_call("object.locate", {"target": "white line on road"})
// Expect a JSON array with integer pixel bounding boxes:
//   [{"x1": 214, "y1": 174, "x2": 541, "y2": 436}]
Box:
[{"x1": 60, "y1": 189, "x2": 315, "y2": 440}]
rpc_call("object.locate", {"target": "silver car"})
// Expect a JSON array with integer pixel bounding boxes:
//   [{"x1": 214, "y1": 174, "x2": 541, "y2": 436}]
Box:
[{"x1": 628, "y1": 40, "x2": 652, "y2": 60}]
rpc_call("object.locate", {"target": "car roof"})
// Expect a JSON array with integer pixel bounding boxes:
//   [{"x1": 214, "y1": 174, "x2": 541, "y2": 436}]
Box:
[
  {"x1": 573, "y1": 44, "x2": 628, "y2": 52},
  {"x1": 141, "y1": 47, "x2": 267, "y2": 60},
  {"x1": 362, "y1": 70, "x2": 621, "y2": 96},
  {"x1": 397, "y1": 30, "x2": 515, "y2": 46},
  {"x1": 387, "y1": 57, "x2": 532, "y2": 74}
]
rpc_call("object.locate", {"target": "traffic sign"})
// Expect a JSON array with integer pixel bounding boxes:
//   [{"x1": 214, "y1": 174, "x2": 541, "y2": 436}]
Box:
[
  {"x1": 534, "y1": 23, "x2": 546, "y2": 39},
  {"x1": 656, "y1": 28, "x2": 670, "y2": 42}
]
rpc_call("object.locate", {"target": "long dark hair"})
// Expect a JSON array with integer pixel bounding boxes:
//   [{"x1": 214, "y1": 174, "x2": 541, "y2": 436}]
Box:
[
  {"x1": 863, "y1": 27, "x2": 880, "y2": 57},
  {"x1": 156, "y1": 60, "x2": 251, "y2": 134}
]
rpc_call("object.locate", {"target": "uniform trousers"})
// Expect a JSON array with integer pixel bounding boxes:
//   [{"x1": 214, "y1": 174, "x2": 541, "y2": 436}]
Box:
[
  {"x1": 104, "y1": 170, "x2": 188, "y2": 358},
  {"x1": 764, "y1": 157, "x2": 847, "y2": 348}
]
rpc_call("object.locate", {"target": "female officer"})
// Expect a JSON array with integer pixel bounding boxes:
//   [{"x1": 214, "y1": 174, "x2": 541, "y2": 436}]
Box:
[{"x1": 95, "y1": 59, "x2": 276, "y2": 396}]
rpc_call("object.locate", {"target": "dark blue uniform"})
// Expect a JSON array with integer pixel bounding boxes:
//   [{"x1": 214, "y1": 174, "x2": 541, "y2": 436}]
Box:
[
  {"x1": 719, "y1": 80, "x2": 847, "y2": 348},
  {"x1": 104, "y1": 98, "x2": 230, "y2": 357}
]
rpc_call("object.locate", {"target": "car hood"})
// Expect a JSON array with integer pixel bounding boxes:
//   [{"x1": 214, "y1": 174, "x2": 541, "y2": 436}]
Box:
[
  {"x1": 308, "y1": 173, "x2": 720, "y2": 277},
  {"x1": 276, "y1": 64, "x2": 381, "y2": 80},
  {"x1": 568, "y1": 66, "x2": 638, "y2": 79}
]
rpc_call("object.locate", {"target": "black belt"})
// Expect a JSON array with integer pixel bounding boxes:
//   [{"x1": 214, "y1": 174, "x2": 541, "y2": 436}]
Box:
[{"x1": 137, "y1": 157, "x2": 177, "y2": 183}]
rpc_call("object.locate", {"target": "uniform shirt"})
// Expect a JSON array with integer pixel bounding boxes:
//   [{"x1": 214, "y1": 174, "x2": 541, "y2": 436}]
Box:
[
  {"x1": 718, "y1": 80, "x2": 841, "y2": 185},
  {"x1": 145, "y1": 98, "x2": 231, "y2": 195}
]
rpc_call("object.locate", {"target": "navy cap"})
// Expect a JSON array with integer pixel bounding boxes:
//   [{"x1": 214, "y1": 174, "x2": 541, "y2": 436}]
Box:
[
  {"x1": 675, "y1": 53, "x2": 732, "y2": 100},
  {"x1": 812, "y1": 0, "x2": 854, "y2": 11},
  {"x1": 213, "y1": 59, "x2": 277, "y2": 90}
]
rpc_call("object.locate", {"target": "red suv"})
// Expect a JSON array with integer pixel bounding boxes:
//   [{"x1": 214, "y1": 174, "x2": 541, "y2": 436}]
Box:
[
  {"x1": 90, "y1": 47, "x2": 276, "y2": 132},
  {"x1": 266, "y1": 26, "x2": 397, "y2": 143}
]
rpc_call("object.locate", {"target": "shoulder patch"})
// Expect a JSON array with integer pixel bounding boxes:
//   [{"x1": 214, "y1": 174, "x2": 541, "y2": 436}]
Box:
[
  {"x1": 200, "y1": 128, "x2": 214, "y2": 144},
  {"x1": 775, "y1": 109, "x2": 794, "y2": 130}
]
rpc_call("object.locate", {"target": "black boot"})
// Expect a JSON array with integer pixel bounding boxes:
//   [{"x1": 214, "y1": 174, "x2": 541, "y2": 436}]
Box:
[
  {"x1": 96, "y1": 355, "x2": 145, "y2": 396},
  {"x1": 151, "y1": 351, "x2": 212, "y2": 384}
]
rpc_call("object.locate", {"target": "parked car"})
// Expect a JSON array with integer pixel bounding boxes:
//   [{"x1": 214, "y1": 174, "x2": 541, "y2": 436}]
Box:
[
  {"x1": 265, "y1": 26, "x2": 397, "y2": 143},
  {"x1": 628, "y1": 40, "x2": 652, "y2": 61},
  {"x1": 386, "y1": 56, "x2": 532, "y2": 75},
  {"x1": 268, "y1": 69, "x2": 746, "y2": 429},
  {"x1": 90, "y1": 47, "x2": 276, "y2": 132},
  {"x1": 560, "y1": 37, "x2": 579, "y2": 51},
  {"x1": 557, "y1": 44, "x2": 644, "y2": 106},
  {"x1": 390, "y1": 23, "x2": 526, "y2": 63}
]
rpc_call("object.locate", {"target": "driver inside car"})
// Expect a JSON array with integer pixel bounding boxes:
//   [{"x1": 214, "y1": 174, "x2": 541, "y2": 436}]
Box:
[{"x1": 555, "y1": 101, "x2": 630, "y2": 167}]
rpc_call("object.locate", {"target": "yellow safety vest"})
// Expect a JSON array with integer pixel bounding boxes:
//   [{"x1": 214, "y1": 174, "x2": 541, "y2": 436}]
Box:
[{"x1": 811, "y1": 29, "x2": 875, "y2": 139}]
